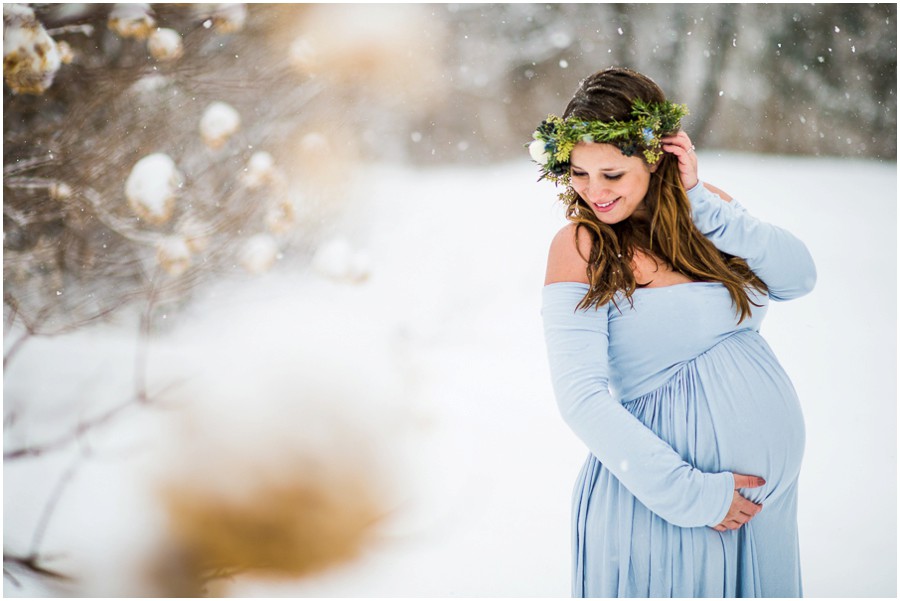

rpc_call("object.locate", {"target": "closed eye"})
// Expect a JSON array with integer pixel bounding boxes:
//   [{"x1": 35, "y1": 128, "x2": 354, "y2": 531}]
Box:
[{"x1": 604, "y1": 173, "x2": 624, "y2": 181}]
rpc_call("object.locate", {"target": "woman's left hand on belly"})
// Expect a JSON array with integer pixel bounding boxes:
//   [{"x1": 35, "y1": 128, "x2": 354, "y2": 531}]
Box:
[{"x1": 711, "y1": 473, "x2": 766, "y2": 532}]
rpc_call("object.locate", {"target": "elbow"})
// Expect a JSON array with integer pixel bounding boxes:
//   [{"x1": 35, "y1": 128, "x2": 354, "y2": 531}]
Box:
[
  {"x1": 767, "y1": 248, "x2": 817, "y2": 301},
  {"x1": 798, "y1": 264, "x2": 817, "y2": 296},
  {"x1": 556, "y1": 398, "x2": 586, "y2": 430}
]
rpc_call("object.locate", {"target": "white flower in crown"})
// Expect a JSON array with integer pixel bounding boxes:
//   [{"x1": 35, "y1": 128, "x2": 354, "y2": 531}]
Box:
[{"x1": 528, "y1": 138, "x2": 550, "y2": 165}]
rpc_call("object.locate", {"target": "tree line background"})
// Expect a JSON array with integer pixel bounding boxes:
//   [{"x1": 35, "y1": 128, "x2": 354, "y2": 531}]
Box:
[{"x1": 432, "y1": 3, "x2": 896, "y2": 164}]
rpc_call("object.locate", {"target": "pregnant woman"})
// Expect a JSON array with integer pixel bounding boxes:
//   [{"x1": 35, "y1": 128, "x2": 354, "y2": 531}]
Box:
[{"x1": 536, "y1": 67, "x2": 816, "y2": 597}]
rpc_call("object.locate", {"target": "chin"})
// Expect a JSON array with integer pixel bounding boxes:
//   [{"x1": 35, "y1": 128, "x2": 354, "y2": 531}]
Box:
[{"x1": 591, "y1": 209, "x2": 628, "y2": 225}]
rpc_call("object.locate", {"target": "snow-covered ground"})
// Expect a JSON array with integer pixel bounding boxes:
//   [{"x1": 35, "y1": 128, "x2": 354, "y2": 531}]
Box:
[{"x1": 4, "y1": 153, "x2": 896, "y2": 597}]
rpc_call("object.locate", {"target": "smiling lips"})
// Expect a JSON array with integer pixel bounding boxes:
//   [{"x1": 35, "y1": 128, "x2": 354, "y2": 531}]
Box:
[{"x1": 593, "y1": 197, "x2": 620, "y2": 212}]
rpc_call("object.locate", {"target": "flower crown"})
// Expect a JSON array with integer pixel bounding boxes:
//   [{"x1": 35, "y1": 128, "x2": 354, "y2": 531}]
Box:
[{"x1": 527, "y1": 99, "x2": 689, "y2": 188}]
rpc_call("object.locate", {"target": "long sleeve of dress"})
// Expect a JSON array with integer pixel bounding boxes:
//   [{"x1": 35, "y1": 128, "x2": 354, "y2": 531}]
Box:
[
  {"x1": 686, "y1": 182, "x2": 817, "y2": 300},
  {"x1": 542, "y1": 282, "x2": 735, "y2": 528}
]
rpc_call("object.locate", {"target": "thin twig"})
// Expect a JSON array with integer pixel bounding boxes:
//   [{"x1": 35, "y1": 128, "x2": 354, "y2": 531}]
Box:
[
  {"x1": 4, "y1": 367, "x2": 187, "y2": 461},
  {"x1": 135, "y1": 267, "x2": 161, "y2": 404},
  {"x1": 3, "y1": 330, "x2": 32, "y2": 370},
  {"x1": 3, "y1": 565, "x2": 22, "y2": 587},
  {"x1": 45, "y1": 23, "x2": 95, "y2": 37},
  {"x1": 2, "y1": 155, "x2": 56, "y2": 177},
  {"x1": 28, "y1": 451, "x2": 85, "y2": 557},
  {"x1": 6, "y1": 396, "x2": 141, "y2": 461},
  {"x1": 3, "y1": 553, "x2": 72, "y2": 585},
  {"x1": 4, "y1": 293, "x2": 21, "y2": 330}
]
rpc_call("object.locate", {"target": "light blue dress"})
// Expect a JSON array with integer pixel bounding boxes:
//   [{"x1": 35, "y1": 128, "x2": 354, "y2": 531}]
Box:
[{"x1": 541, "y1": 183, "x2": 816, "y2": 597}]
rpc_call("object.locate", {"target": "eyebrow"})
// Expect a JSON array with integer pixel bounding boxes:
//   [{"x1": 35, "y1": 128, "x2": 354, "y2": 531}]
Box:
[{"x1": 570, "y1": 163, "x2": 623, "y2": 172}]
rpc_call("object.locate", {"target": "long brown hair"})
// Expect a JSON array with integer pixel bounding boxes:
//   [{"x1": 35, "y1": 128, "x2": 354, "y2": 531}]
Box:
[{"x1": 562, "y1": 67, "x2": 766, "y2": 321}]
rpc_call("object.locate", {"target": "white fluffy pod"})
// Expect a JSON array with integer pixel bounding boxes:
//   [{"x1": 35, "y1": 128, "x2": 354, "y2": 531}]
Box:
[
  {"x1": 312, "y1": 238, "x2": 372, "y2": 284},
  {"x1": 2, "y1": 4, "x2": 63, "y2": 95},
  {"x1": 49, "y1": 181, "x2": 73, "y2": 201},
  {"x1": 57, "y1": 40, "x2": 74, "y2": 65},
  {"x1": 156, "y1": 236, "x2": 192, "y2": 277},
  {"x1": 126, "y1": 153, "x2": 182, "y2": 225},
  {"x1": 210, "y1": 3, "x2": 247, "y2": 34},
  {"x1": 240, "y1": 151, "x2": 276, "y2": 189},
  {"x1": 200, "y1": 101, "x2": 241, "y2": 150},
  {"x1": 289, "y1": 37, "x2": 318, "y2": 74},
  {"x1": 239, "y1": 234, "x2": 278, "y2": 274},
  {"x1": 264, "y1": 197, "x2": 296, "y2": 235},
  {"x1": 108, "y1": 3, "x2": 156, "y2": 40},
  {"x1": 299, "y1": 131, "x2": 329, "y2": 154},
  {"x1": 148, "y1": 28, "x2": 183, "y2": 62}
]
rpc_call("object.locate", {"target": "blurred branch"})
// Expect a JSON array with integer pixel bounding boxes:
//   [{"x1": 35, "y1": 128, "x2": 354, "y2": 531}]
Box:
[
  {"x1": 4, "y1": 282, "x2": 171, "y2": 461},
  {"x1": 3, "y1": 291, "x2": 130, "y2": 368},
  {"x1": 4, "y1": 391, "x2": 151, "y2": 461},
  {"x1": 3, "y1": 155, "x2": 57, "y2": 177},
  {"x1": 2, "y1": 275, "x2": 180, "y2": 590},
  {"x1": 3, "y1": 553, "x2": 72, "y2": 588},
  {"x1": 28, "y1": 451, "x2": 85, "y2": 557},
  {"x1": 45, "y1": 23, "x2": 95, "y2": 37}
]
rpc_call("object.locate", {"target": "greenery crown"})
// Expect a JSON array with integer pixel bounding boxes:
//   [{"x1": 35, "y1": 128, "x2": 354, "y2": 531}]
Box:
[{"x1": 527, "y1": 99, "x2": 689, "y2": 188}]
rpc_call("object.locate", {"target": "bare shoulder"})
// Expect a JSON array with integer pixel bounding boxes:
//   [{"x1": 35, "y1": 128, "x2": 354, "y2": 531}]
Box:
[
  {"x1": 703, "y1": 182, "x2": 734, "y2": 202},
  {"x1": 544, "y1": 223, "x2": 592, "y2": 285}
]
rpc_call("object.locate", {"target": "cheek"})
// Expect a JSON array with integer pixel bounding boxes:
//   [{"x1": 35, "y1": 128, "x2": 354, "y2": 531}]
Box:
[
  {"x1": 570, "y1": 178, "x2": 587, "y2": 194},
  {"x1": 629, "y1": 175, "x2": 651, "y2": 196}
]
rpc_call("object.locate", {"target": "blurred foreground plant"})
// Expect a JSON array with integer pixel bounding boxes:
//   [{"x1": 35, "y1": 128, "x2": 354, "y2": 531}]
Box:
[
  {"x1": 4, "y1": 3, "x2": 440, "y2": 593},
  {"x1": 152, "y1": 464, "x2": 384, "y2": 596}
]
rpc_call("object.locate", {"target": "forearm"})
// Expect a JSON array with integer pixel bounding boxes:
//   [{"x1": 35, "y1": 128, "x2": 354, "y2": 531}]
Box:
[
  {"x1": 542, "y1": 283, "x2": 733, "y2": 527},
  {"x1": 687, "y1": 182, "x2": 817, "y2": 300}
]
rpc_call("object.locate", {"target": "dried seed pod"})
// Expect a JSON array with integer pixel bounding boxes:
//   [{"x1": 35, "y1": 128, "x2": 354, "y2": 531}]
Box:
[
  {"x1": 239, "y1": 233, "x2": 278, "y2": 274},
  {"x1": 265, "y1": 197, "x2": 296, "y2": 234},
  {"x1": 156, "y1": 236, "x2": 192, "y2": 276},
  {"x1": 210, "y1": 3, "x2": 247, "y2": 34},
  {"x1": 56, "y1": 40, "x2": 74, "y2": 64},
  {"x1": 240, "y1": 151, "x2": 276, "y2": 189},
  {"x1": 289, "y1": 37, "x2": 318, "y2": 73},
  {"x1": 148, "y1": 28, "x2": 183, "y2": 62},
  {"x1": 126, "y1": 153, "x2": 182, "y2": 225},
  {"x1": 49, "y1": 181, "x2": 73, "y2": 201},
  {"x1": 2, "y1": 4, "x2": 63, "y2": 95},
  {"x1": 312, "y1": 238, "x2": 371, "y2": 284},
  {"x1": 200, "y1": 101, "x2": 241, "y2": 150},
  {"x1": 108, "y1": 3, "x2": 156, "y2": 40}
]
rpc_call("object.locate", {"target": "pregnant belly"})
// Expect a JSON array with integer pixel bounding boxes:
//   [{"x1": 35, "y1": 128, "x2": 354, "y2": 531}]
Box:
[{"x1": 623, "y1": 330, "x2": 805, "y2": 506}]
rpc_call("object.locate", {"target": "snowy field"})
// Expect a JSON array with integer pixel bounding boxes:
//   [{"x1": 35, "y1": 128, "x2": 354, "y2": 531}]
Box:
[{"x1": 4, "y1": 153, "x2": 897, "y2": 597}]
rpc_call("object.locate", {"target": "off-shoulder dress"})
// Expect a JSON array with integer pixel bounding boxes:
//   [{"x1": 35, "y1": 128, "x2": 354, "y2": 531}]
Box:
[{"x1": 541, "y1": 183, "x2": 816, "y2": 597}]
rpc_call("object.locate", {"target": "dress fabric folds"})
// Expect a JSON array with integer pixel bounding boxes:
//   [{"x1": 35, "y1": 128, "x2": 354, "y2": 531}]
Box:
[{"x1": 541, "y1": 183, "x2": 816, "y2": 598}]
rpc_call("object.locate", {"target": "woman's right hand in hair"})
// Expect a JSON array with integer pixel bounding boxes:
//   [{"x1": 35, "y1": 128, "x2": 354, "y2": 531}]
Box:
[{"x1": 711, "y1": 473, "x2": 766, "y2": 532}]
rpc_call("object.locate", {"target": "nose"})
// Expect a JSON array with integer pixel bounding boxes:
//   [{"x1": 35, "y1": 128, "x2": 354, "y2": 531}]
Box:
[{"x1": 584, "y1": 179, "x2": 612, "y2": 203}]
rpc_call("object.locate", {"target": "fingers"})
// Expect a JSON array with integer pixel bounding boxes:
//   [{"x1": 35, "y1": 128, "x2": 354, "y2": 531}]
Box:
[
  {"x1": 711, "y1": 491, "x2": 764, "y2": 533},
  {"x1": 733, "y1": 473, "x2": 767, "y2": 489},
  {"x1": 734, "y1": 494, "x2": 763, "y2": 517},
  {"x1": 660, "y1": 131, "x2": 695, "y2": 154},
  {"x1": 660, "y1": 131, "x2": 699, "y2": 189},
  {"x1": 661, "y1": 143, "x2": 693, "y2": 157}
]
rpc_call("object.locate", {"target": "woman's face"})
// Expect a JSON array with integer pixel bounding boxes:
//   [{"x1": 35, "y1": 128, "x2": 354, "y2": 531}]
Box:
[{"x1": 569, "y1": 142, "x2": 656, "y2": 224}]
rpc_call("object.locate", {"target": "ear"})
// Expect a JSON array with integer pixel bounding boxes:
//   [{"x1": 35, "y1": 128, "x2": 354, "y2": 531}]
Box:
[{"x1": 648, "y1": 161, "x2": 660, "y2": 173}]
